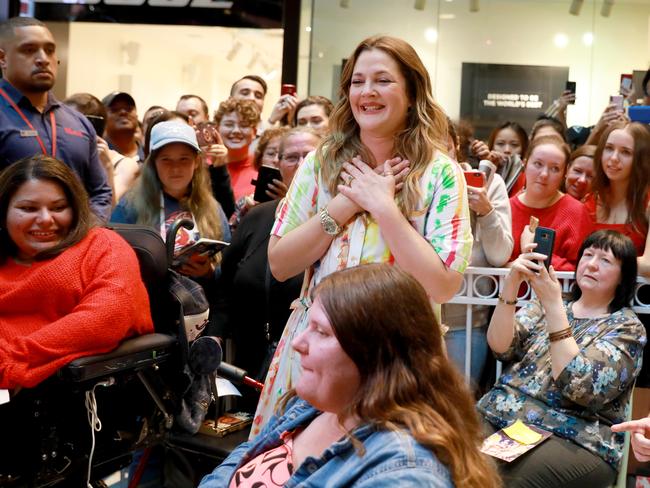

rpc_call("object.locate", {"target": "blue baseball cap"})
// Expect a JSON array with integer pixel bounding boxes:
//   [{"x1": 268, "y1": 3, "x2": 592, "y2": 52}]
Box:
[{"x1": 150, "y1": 121, "x2": 200, "y2": 152}]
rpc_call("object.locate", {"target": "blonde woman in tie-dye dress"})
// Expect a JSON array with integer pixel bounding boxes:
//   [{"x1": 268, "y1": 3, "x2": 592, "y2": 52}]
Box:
[{"x1": 251, "y1": 35, "x2": 473, "y2": 437}]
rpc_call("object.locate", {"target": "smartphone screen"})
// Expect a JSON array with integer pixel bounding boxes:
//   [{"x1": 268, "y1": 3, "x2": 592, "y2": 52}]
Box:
[
  {"x1": 565, "y1": 81, "x2": 576, "y2": 104},
  {"x1": 620, "y1": 74, "x2": 633, "y2": 92},
  {"x1": 533, "y1": 226, "x2": 556, "y2": 269}
]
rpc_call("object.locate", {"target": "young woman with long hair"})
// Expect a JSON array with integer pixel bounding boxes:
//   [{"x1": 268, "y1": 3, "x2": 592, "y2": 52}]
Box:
[
  {"x1": 585, "y1": 122, "x2": 650, "y2": 276},
  {"x1": 111, "y1": 120, "x2": 229, "y2": 279}
]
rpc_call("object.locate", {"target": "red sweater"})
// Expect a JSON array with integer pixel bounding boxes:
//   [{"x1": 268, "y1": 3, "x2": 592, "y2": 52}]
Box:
[
  {"x1": 509, "y1": 194, "x2": 592, "y2": 271},
  {"x1": 0, "y1": 227, "x2": 154, "y2": 389},
  {"x1": 584, "y1": 194, "x2": 648, "y2": 256},
  {"x1": 227, "y1": 156, "x2": 258, "y2": 201}
]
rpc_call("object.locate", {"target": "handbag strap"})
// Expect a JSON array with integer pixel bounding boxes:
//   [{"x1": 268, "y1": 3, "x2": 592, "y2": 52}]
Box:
[{"x1": 264, "y1": 262, "x2": 272, "y2": 342}]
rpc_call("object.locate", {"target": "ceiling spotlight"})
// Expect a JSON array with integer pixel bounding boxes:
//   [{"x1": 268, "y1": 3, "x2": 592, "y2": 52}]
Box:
[
  {"x1": 601, "y1": 0, "x2": 614, "y2": 17},
  {"x1": 569, "y1": 0, "x2": 583, "y2": 15},
  {"x1": 415, "y1": 0, "x2": 425, "y2": 9},
  {"x1": 340, "y1": 0, "x2": 349, "y2": 7},
  {"x1": 469, "y1": 0, "x2": 479, "y2": 12}
]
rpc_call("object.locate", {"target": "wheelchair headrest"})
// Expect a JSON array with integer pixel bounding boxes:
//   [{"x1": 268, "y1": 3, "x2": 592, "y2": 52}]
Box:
[{"x1": 107, "y1": 224, "x2": 174, "y2": 333}]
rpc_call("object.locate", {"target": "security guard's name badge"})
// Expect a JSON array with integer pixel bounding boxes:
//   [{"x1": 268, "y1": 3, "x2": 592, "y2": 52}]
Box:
[{"x1": 20, "y1": 130, "x2": 38, "y2": 137}]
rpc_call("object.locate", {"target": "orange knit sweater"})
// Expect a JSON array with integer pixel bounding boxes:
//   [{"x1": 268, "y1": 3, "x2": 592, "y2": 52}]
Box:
[{"x1": 0, "y1": 227, "x2": 154, "y2": 389}]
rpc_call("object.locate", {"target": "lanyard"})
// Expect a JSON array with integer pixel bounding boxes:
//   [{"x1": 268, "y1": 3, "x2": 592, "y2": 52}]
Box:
[{"x1": 0, "y1": 87, "x2": 57, "y2": 157}]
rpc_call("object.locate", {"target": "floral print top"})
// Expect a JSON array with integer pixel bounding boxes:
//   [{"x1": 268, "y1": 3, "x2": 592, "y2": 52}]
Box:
[
  {"x1": 477, "y1": 299, "x2": 646, "y2": 469},
  {"x1": 271, "y1": 151, "x2": 473, "y2": 295}
]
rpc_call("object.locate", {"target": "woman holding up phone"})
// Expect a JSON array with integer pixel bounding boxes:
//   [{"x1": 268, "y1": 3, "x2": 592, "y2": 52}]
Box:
[
  {"x1": 584, "y1": 122, "x2": 650, "y2": 276},
  {"x1": 250, "y1": 35, "x2": 473, "y2": 437},
  {"x1": 479, "y1": 230, "x2": 645, "y2": 487},
  {"x1": 507, "y1": 135, "x2": 591, "y2": 271},
  {"x1": 111, "y1": 120, "x2": 230, "y2": 279}
]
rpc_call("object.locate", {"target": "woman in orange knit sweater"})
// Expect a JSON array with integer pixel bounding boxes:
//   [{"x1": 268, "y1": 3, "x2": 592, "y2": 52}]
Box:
[{"x1": 0, "y1": 155, "x2": 154, "y2": 390}]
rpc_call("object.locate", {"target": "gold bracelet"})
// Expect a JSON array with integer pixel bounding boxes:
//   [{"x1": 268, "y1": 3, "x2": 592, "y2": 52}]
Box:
[
  {"x1": 549, "y1": 327, "x2": 573, "y2": 343},
  {"x1": 498, "y1": 294, "x2": 517, "y2": 305}
]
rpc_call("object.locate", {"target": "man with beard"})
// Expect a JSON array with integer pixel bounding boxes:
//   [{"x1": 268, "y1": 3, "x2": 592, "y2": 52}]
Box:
[
  {"x1": 0, "y1": 17, "x2": 112, "y2": 222},
  {"x1": 102, "y1": 91, "x2": 145, "y2": 164}
]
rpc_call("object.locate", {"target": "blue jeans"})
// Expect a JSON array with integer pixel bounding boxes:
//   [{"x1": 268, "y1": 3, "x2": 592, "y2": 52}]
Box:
[{"x1": 444, "y1": 328, "x2": 488, "y2": 384}]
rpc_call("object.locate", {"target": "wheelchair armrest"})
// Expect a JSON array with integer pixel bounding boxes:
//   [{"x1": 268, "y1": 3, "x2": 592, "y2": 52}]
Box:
[{"x1": 58, "y1": 333, "x2": 177, "y2": 383}]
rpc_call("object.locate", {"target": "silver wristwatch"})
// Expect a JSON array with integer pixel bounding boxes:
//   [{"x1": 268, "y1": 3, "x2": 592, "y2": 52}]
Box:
[{"x1": 319, "y1": 207, "x2": 342, "y2": 236}]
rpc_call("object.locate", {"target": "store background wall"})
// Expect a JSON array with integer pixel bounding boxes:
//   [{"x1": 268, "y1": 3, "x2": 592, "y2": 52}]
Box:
[
  {"x1": 306, "y1": 0, "x2": 650, "y2": 128},
  {"x1": 64, "y1": 23, "x2": 283, "y2": 120}
]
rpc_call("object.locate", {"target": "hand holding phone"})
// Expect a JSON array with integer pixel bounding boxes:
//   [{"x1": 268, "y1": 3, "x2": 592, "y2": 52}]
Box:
[
  {"x1": 252, "y1": 166, "x2": 283, "y2": 203},
  {"x1": 620, "y1": 74, "x2": 633, "y2": 94},
  {"x1": 195, "y1": 122, "x2": 222, "y2": 147},
  {"x1": 281, "y1": 84, "x2": 297, "y2": 97},
  {"x1": 173, "y1": 238, "x2": 229, "y2": 268},
  {"x1": 464, "y1": 170, "x2": 486, "y2": 188},
  {"x1": 565, "y1": 81, "x2": 576, "y2": 104},
  {"x1": 610, "y1": 95, "x2": 624, "y2": 112},
  {"x1": 533, "y1": 226, "x2": 555, "y2": 270}
]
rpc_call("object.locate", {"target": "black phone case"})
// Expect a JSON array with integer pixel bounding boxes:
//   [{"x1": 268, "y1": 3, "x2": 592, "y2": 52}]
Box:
[
  {"x1": 534, "y1": 226, "x2": 556, "y2": 269},
  {"x1": 253, "y1": 166, "x2": 282, "y2": 203}
]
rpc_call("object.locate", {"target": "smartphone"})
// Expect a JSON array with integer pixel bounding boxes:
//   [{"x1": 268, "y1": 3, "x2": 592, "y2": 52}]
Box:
[
  {"x1": 565, "y1": 81, "x2": 576, "y2": 104},
  {"x1": 533, "y1": 226, "x2": 556, "y2": 270},
  {"x1": 610, "y1": 94, "x2": 624, "y2": 111},
  {"x1": 464, "y1": 170, "x2": 485, "y2": 188},
  {"x1": 86, "y1": 115, "x2": 106, "y2": 136},
  {"x1": 173, "y1": 238, "x2": 229, "y2": 268},
  {"x1": 281, "y1": 84, "x2": 297, "y2": 97},
  {"x1": 478, "y1": 160, "x2": 496, "y2": 187},
  {"x1": 195, "y1": 122, "x2": 220, "y2": 147},
  {"x1": 252, "y1": 165, "x2": 282, "y2": 203},
  {"x1": 620, "y1": 74, "x2": 633, "y2": 93}
]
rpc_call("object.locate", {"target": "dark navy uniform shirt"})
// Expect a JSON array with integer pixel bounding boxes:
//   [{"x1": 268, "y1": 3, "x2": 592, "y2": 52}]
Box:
[{"x1": 0, "y1": 79, "x2": 112, "y2": 222}]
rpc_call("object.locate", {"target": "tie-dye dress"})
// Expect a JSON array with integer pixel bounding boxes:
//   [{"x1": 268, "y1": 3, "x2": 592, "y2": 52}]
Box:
[{"x1": 250, "y1": 151, "x2": 473, "y2": 438}]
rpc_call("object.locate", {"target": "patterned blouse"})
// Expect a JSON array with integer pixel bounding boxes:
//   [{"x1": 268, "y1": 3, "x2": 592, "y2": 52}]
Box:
[
  {"x1": 272, "y1": 151, "x2": 473, "y2": 286},
  {"x1": 477, "y1": 299, "x2": 646, "y2": 469}
]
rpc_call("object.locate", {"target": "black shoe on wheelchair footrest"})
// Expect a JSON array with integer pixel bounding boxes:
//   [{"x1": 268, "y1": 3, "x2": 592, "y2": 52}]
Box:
[{"x1": 58, "y1": 333, "x2": 177, "y2": 383}]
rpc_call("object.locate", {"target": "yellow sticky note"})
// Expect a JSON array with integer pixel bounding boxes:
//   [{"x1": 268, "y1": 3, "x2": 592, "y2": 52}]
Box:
[{"x1": 503, "y1": 419, "x2": 542, "y2": 445}]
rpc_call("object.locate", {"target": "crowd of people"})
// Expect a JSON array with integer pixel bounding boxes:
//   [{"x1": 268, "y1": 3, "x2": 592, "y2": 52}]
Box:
[{"x1": 2, "y1": 13, "x2": 650, "y2": 488}]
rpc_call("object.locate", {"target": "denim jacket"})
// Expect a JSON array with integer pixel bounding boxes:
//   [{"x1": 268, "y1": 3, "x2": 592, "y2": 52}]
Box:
[{"x1": 199, "y1": 397, "x2": 453, "y2": 487}]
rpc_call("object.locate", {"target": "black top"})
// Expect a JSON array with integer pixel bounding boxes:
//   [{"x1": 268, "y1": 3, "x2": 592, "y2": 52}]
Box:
[
  {"x1": 209, "y1": 165, "x2": 236, "y2": 219},
  {"x1": 213, "y1": 200, "x2": 303, "y2": 377}
]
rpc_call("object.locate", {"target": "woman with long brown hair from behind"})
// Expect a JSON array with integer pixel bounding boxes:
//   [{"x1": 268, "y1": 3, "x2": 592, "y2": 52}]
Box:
[{"x1": 200, "y1": 263, "x2": 500, "y2": 488}]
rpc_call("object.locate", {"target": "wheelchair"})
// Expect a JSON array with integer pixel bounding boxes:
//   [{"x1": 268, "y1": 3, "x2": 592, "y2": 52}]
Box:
[{"x1": 0, "y1": 223, "x2": 257, "y2": 487}]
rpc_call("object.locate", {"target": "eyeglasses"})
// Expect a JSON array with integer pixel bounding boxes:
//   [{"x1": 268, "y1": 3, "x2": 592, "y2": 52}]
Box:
[
  {"x1": 220, "y1": 121, "x2": 253, "y2": 131},
  {"x1": 281, "y1": 152, "x2": 311, "y2": 164}
]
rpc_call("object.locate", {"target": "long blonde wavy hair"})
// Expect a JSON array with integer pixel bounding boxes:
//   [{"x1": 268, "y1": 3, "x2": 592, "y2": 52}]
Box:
[
  {"x1": 125, "y1": 146, "x2": 224, "y2": 242},
  {"x1": 317, "y1": 35, "x2": 449, "y2": 218}
]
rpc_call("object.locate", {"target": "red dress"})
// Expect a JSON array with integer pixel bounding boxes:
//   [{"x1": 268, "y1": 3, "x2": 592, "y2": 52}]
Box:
[
  {"x1": 509, "y1": 194, "x2": 592, "y2": 271},
  {"x1": 584, "y1": 194, "x2": 648, "y2": 256}
]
